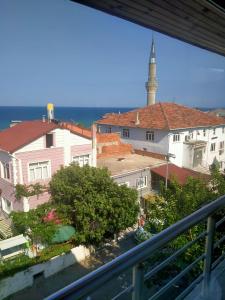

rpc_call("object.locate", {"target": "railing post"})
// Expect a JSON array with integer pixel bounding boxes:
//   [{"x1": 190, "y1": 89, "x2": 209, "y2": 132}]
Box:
[
  {"x1": 132, "y1": 263, "x2": 145, "y2": 300},
  {"x1": 202, "y1": 215, "x2": 216, "y2": 297}
]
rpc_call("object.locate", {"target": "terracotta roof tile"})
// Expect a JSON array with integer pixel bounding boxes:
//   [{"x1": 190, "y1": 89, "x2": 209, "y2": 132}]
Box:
[
  {"x1": 0, "y1": 120, "x2": 58, "y2": 153},
  {"x1": 60, "y1": 122, "x2": 92, "y2": 139},
  {"x1": 151, "y1": 163, "x2": 210, "y2": 185},
  {"x1": 97, "y1": 102, "x2": 225, "y2": 130}
]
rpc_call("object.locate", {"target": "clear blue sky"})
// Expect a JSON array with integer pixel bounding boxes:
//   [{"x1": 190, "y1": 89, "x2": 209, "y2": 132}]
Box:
[{"x1": 0, "y1": 0, "x2": 225, "y2": 108}]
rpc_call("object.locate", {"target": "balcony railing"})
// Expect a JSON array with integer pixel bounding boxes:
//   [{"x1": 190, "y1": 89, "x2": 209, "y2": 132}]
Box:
[{"x1": 45, "y1": 195, "x2": 225, "y2": 300}]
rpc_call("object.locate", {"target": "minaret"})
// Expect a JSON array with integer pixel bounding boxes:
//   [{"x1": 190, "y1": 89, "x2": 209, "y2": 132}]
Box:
[{"x1": 145, "y1": 37, "x2": 158, "y2": 106}]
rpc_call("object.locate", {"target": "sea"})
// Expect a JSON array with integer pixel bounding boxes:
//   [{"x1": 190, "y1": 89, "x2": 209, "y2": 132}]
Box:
[
  {"x1": 0, "y1": 106, "x2": 134, "y2": 130},
  {"x1": 0, "y1": 106, "x2": 220, "y2": 131}
]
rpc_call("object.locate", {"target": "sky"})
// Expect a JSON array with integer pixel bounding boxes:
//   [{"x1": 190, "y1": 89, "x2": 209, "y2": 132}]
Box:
[{"x1": 0, "y1": 0, "x2": 225, "y2": 108}]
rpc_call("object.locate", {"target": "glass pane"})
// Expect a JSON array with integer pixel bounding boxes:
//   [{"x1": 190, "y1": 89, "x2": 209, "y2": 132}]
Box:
[
  {"x1": 42, "y1": 166, "x2": 48, "y2": 179},
  {"x1": 30, "y1": 169, "x2": 35, "y2": 181},
  {"x1": 36, "y1": 167, "x2": 42, "y2": 179}
]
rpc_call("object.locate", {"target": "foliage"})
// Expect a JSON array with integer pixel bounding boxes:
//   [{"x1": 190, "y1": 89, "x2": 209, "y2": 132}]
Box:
[
  {"x1": 11, "y1": 203, "x2": 71, "y2": 244},
  {"x1": 0, "y1": 243, "x2": 73, "y2": 280},
  {"x1": 49, "y1": 164, "x2": 139, "y2": 245},
  {"x1": 145, "y1": 172, "x2": 225, "y2": 265},
  {"x1": 15, "y1": 183, "x2": 46, "y2": 200}
]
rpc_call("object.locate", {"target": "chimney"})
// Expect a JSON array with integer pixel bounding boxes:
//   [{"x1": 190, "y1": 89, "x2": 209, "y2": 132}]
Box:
[
  {"x1": 42, "y1": 115, "x2": 46, "y2": 122},
  {"x1": 92, "y1": 123, "x2": 97, "y2": 167},
  {"x1": 47, "y1": 103, "x2": 54, "y2": 122},
  {"x1": 135, "y1": 112, "x2": 140, "y2": 125}
]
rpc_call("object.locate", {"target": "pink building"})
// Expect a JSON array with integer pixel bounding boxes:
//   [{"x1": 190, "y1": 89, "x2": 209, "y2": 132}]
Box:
[{"x1": 0, "y1": 120, "x2": 96, "y2": 213}]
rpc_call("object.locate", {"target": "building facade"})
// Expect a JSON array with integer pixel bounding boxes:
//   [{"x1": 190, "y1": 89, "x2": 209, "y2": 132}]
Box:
[
  {"x1": 97, "y1": 103, "x2": 225, "y2": 171},
  {"x1": 0, "y1": 120, "x2": 95, "y2": 214}
]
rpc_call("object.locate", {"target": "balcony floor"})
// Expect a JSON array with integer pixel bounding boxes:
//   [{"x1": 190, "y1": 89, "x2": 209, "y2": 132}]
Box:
[{"x1": 184, "y1": 259, "x2": 225, "y2": 300}]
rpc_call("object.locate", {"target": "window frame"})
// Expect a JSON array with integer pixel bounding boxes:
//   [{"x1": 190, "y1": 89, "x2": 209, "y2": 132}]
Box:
[
  {"x1": 28, "y1": 160, "x2": 51, "y2": 182},
  {"x1": 203, "y1": 129, "x2": 206, "y2": 137},
  {"x1": 210, "y1": 143, "x2": 216, "y2": 152},
  {"x1": 122, "y1": 128, "x2": 130, "y2": 138},
  {"x1": 136, "y1": 176, "x2": 147, "y2": 190},
  {"x1": 1, "y1": 197, "x2": 12, "y2": 214},
  {"x1": 72, "y1": 154, "x2": 90, "y2": 167},
  {"x1": 106, "y1": 126, "x2": 112, "y2": 133},
  {"x1": 46, "y1": 133, "x2": 54, "y2": 148},
  {"x1": 173, "y1": 133, "x2": 180, "y2": 142},
  {"x1": 146, "y1": 130, "x2": 154, "y2": 141},
  {"x1": 3, "y1": 162, "x2": 10, "y2": 180}
]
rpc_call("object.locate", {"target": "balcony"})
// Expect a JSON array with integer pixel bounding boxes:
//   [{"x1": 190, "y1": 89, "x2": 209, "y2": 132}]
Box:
[{"x1": 46, "y1": 195, "x2": 225, "y2": 300}]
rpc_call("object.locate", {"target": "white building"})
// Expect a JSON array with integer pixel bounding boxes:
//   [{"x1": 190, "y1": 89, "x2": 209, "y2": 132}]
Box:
[{"x1": 96, "y1": 102, "x2": 225, "y2": 171}]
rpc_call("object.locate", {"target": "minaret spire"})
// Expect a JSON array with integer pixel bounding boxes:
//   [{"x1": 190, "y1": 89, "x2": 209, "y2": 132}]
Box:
[{"x1": 146, "y1": 36, "x2": 158, "y2": 106}]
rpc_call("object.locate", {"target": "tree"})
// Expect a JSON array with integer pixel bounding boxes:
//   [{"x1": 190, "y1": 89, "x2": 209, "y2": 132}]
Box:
[
  {"x1": 49, "y1": 164, "x2": 139, "y2": 245},
  {"x1": 144, "y1": 171, "x2": 225, "y2": 266}
]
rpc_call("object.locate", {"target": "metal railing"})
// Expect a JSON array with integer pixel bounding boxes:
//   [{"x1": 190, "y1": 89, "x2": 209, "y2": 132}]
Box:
[{"x1": 46, "y1": 195, "x2": 225, "y2": 300}]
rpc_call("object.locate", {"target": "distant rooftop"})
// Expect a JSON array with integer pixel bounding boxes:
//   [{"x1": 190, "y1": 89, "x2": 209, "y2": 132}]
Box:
[
  {"x1": 0, "y1": 120, "x2": 58, "y2": 153},
  {"x1": 97, "y1": 103, "x2": 225, "y2": 130},
  {"x1": 97, "y1": 153, "x2": 165, "y2": 176},
  {"x1": 151, "y1": 163, "x2": 210, "y2": 185}
]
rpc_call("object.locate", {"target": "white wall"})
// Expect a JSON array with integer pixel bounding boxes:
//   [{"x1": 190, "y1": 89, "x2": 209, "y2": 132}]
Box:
[
  {"x1": 99, "y1": 124, "x2": 225, "y2": 170},
  {"x1": 99, "y1": 125, "x2": 169, "y2": 155},
  {"x1": 0, "y1": 245, "x2": 92, "y2": 300}
]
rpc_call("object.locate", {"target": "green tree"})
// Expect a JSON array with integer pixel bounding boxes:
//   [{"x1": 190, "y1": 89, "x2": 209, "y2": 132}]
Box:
[{"x1": 49, "y1": 164, "x2": 139, "y2": 245}]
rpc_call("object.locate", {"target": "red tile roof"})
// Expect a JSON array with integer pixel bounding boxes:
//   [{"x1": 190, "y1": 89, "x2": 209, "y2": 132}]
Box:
[
  {"x1": 151, "y1": 163, "x2": 210, "y2": 185},
  {"x1": 97, "y1": 102, "x2": 225, "y2": 130},
  {"x1": 0, "y1": 120, "x2": 58, "y2": 153},
  {"x1": 60, "y1": 122, "x2": 92, "y2": 139}
]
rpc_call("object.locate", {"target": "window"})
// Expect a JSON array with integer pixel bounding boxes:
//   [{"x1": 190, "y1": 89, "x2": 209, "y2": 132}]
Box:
[
  {"x1": 173, "y1": 134, "x2": 180, "y2": 142},
  {"x1": 219, "y1": 141, "x2": 224, "y2": 155},
  {"x1": 146, "y1": 131, "x2": 154, "y2": 141},
  {"x1": 1, "y1": 197, "x2": 12, "y2": 214},
  {"x1": 203, "y1": 129, "x2": 206, "y2": 137},
  {"x1": 29, "y1": 161, "x2": 50, "y2": 181},
  {"x1": 118, "y1": 182, "x2": 130, "y2": 187},
  {"x1": 106, "y1": 127, "x2": 112, "y2": 133},
  {"x1": 219, "y1": 161, "x2": 223, "y2": 169},
  {"x1": 185, "y1": 135, "x2": 190, "y2": 142},
  {"x1": 46, "y1": 134, "x2": 54, "y2": 148},
  {"x1": 213, "y1": 128, "x2": 216, "y2": 135},
  {"x1": 122, "y1": 128, "x2": 129, "y2": 138},
  {"x1": 3, "y1": 163, "x2": 10, "y2": 179},
  {"x1": 210, "y1": 143, "x2": 216, "y2": 152},
  {"x1": 73, "y1": 155, "x2": 90, "y2": 167},
  {"x1": 136, "y1": 176, "x2": 147, "y2": 189}
]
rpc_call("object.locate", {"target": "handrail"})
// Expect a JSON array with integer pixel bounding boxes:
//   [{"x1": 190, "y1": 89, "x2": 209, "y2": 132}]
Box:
[{"x1": 46, "y1": 195, "x2": 225, "y2": 300}]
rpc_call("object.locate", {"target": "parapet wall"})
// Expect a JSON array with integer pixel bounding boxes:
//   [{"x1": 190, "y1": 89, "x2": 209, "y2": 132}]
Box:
[{"x1": 0, "y1": 245, "x2": 92, "y2": 300}]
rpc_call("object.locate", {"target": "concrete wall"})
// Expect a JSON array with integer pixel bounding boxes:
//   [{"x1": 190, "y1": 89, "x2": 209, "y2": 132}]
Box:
[
  {"x1": 101, "y1": 125, "x2": 225, "y2": 170},
  {"x1": 100, "y1": 125, "x2": 169, "y2": 155},
  {"x1": 112, "y1": 168, "x2": 151, "y2": 198},
  {"x1": 0, "y1": 245, "x2": 92, "y2": 300}
]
